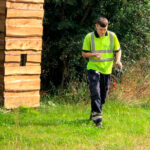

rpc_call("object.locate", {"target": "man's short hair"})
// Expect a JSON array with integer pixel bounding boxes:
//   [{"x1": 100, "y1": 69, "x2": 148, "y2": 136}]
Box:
[{"x1": 96, "y1": 17, "x2": 108, "y2": 27}]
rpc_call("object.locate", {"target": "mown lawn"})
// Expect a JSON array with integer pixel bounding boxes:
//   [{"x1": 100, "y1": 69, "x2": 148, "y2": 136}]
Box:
[{"x1": 0, "y1": 99, "x2": 150, "y2": 150}]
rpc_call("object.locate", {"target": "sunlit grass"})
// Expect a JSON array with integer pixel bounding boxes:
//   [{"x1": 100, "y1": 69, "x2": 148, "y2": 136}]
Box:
[{"x1": 0, "y1": 99, "x2": 150, "y2": 150}]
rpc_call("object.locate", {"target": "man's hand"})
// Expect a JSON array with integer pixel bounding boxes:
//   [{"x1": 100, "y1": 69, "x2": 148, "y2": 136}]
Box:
[
  {"x1": 94, "y1": 53, "x2": 103, "y2": 58},
  {"x1": 116, "y1": 61, "x2": 123, "y2": 69},
  {"x1": 115, "y1": 50, "x2": 122, "y2": 68}
]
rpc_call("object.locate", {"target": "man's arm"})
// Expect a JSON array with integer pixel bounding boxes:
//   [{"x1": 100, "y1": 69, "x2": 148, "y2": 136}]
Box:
[
  {"x1": 82, "y1": 51, "x2": 103, "y2": 59},
  {"x1": 115, "y1": 50, "x2": 122, "y2": 68}
]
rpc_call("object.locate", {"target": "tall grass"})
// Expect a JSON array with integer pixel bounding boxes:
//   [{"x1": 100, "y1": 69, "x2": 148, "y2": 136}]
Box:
[
  {"x1": 110, "y1": 58, "x2": 150, "y2": 103},
  {"x1": 41, "y1": 57, "x2": 150, "y2": 105}
]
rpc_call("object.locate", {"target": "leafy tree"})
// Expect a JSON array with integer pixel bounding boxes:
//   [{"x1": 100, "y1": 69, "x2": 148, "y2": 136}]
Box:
[{"x1": 42, "y1": 0, "x2": 150, "y2": 91}]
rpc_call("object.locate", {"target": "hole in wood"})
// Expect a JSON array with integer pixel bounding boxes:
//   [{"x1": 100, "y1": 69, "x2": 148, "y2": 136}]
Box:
[{"x1": 20, "y1": 54, "x2": 27, "y2": 66}]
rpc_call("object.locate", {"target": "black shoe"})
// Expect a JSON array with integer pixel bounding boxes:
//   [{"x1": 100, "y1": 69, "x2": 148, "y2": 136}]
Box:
[{"x1": 96, "y1": 122, "x2": 103, "y2": 128}]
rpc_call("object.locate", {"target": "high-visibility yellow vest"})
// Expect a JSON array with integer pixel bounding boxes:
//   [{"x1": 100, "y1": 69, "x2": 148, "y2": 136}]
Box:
[
  {"x1": 82, "y1": 31, "x2": 121, "y2": 74},
  {"x1": 90, "y1": 31, "x2": 114, "y2": 62}
]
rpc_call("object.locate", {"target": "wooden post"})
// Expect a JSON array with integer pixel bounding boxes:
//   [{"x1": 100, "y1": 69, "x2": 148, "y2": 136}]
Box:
[{"x1": 0, "y1": 0, "x2": 44, "y2": 108}]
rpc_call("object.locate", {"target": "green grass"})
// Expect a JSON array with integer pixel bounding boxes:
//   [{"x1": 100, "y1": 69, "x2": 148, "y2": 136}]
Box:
[{"x1": 0, "y1": 99, "x2": 150, "y2": 150}]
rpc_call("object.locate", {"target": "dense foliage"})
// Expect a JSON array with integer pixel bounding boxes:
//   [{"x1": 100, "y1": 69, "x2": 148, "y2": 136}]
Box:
[{"x1": 42, "y1": 0, "x2": 150, "y2": 90}]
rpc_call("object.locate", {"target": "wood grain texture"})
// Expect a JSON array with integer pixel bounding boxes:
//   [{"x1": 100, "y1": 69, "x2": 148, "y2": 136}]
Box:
[
  {"x1": 4, "y1": 75, "x2": 40, "y2": 91},
  {"x1": 5, "y1": 37, "x2": 42, "y2": 50},
  {"x1": 4, "y1": 65, "x2": 41, "y2": 75},
  {"x1": 3, "y1": 62, "x2": 41, "y2": 67},
  {"x1": 4, "y1": 75, "x2": 40, "y2": 82},
  {"x1": 7, "y1": 9, "x2": 44, "y2": 18},
  {"x1": 5, "y1": 54, "x2": 20, "y2": 62},
  {"x1": 6, "y1": 19, "x2": 43, "y2": 27},
  {"x1": 4, "y1": 90, "x2": 39, "y2": 96},
  {"x1": 5, "y1": 50, "x2": 41, "y2": 54},
  {"x1": 6, "y1": 2, "x2": 43, "y2": 10},
  {"x1": 6, "y1": 26, "x2": 43, "y2": 37},
  {"x1": 4, "y1": 63, "x2": 20, "y2": 67},
  {"x1": 27, "y1": 54, "x2": 41, "y2": 62},
  {"x1": 4, "y1": 94, "x2": 40, "y2": 109},
  {"x1": 26, "y1": 62, "x2": 40, "y2": 66},
  {"x1": 5, "y1": 53, "x2": 41, "y2": 63},
  {"x1": 7, "y1": 0, "x2": 44, "y2": 3}
]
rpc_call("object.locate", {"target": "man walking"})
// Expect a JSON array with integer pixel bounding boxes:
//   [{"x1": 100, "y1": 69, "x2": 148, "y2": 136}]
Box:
[{"x1": 82, "y1": 17, "x2": 122, "y2": 127}]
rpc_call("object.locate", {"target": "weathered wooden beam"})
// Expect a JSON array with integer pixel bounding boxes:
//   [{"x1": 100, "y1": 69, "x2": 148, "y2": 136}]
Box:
[
  {"x1": 6, "y1": 26, "x2": 43, "y2": 37},
  {"x1": 27, "y1": 54, "x2": 41, "y2": 62},
  {"x1": 5, "y1": 50, "x2": 41, "y2": 54},
  {"x1": 4, "y1": 75, "x2": 40, "y2": 91},
  {"x1": 4, "y1": 65, "x2": 41, "y2": 75},
  {"x1": 7, "y1": 9, "x2": 44, "y2": 18},
  {"x1": 3, "y1": 62, "x2": 41, "y2": 67},
  {"x1": 4, "y1": 93, "x2": 40, "y2": 108},
  {"x1": 3, "y1": 75, "x2": 40, "y2": 82},
  {"x1": 4, "y1": 90, "x2": 39, "y2": 96},
  {"x1": 26, "y1": 62, "x2": 40, "y2": 66},
  {"x1": 5, "y1": 37, "x2": 42, "y2": 50},
  {"x1": 5, "y1": 54, "x2": 20, "y2": 62},
  {"x1": 6, "y1": 1, "x2": 43, "y2": 10},
  {"x1": 6, "y1": 19, "x2": 43, "y2": 27},
  {"x1": 3, "y1": 63, "x2": 20, "y2": 67},
  {"x1": 5, "y1": 53, "x2": 41, "y2": 62},
  {"x1": 7, "y1": 0, "x2": 44, "y2": 3}
]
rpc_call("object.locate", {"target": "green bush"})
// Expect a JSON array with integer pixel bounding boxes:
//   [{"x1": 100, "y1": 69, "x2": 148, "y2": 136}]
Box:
[{"x1": 42, "y1": 0, "x2": 150, "y2": 91}]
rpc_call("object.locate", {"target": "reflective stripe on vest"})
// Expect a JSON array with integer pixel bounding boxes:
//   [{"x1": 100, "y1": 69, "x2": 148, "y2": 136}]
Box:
[{"x1": 90, "y1": 32, "x2": 114, "y2": 62}]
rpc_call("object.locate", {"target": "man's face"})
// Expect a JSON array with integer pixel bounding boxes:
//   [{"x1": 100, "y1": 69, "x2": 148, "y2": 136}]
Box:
[{"x1": 96, "y1": 24, "x2": 108, "y2": 37}]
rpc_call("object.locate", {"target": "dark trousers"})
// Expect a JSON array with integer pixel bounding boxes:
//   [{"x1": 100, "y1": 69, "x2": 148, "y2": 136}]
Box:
[{"x1": 88, "y1": 70, "x2": 110, "y2": 115}]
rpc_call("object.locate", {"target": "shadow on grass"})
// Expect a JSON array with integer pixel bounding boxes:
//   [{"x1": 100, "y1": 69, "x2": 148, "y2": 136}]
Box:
[
  {"x1": 0, "y1": 107, "x2": 92, "y2": 127},
  {"x1": 65, "y1": 119, "x2": 91, "y2": 126},
  {"x1": 0, "y1": 117, "x2": 92, "y2": 127},
  {"x1": 16, "y1": 118, "x2": 92, "y2": 127}
]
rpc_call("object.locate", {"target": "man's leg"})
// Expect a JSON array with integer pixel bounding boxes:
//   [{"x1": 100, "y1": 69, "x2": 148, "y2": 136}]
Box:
[
  {"x1": 100, "y1": 74, "x2": 111, "y2": 111},
  {"x1": 88, "y1": 70, "x2": 102, "y2": 126}
]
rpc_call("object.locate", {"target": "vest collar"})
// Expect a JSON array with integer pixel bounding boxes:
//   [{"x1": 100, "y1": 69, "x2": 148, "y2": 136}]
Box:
[{"x1": 94, "y1": 30, "x2": 108, "y2": 38}]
